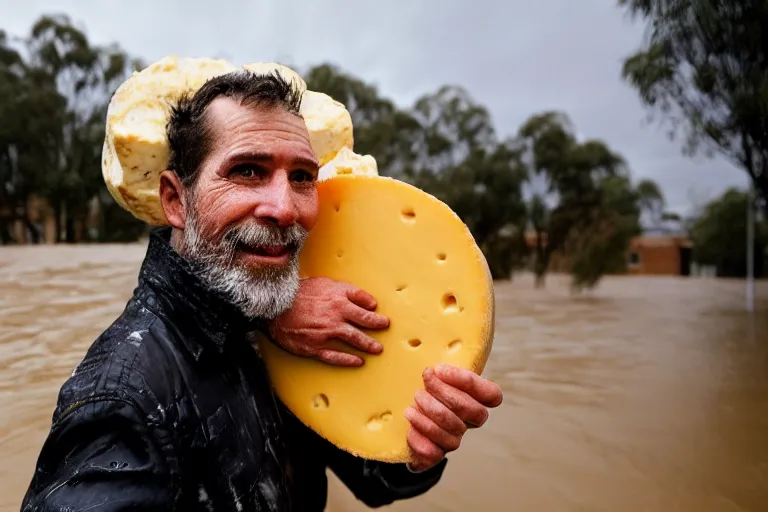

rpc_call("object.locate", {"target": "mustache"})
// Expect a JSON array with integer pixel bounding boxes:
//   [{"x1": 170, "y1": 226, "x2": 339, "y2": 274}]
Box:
[
  {"x1": 222, "y1": 220, "x2": 308, "y2": 249},
  {"x1": 212, "y1": 220, "x2": 308, "y2": 266}
]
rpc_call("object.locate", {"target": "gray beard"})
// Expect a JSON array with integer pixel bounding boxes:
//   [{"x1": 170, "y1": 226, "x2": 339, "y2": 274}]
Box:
[{"x1": 179, "y1": 205, "x2": 307, "y2": 320}]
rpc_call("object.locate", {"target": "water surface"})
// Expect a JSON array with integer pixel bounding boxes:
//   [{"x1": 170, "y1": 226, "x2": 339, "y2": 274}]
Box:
[{"x1": 1, "y1": 244, "x2": 766, "y2": 511}]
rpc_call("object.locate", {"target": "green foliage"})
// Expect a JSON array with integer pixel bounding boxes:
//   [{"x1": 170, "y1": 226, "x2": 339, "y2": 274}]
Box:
[
  {"x1": 0, "y1": 13, "x2": 144, "y2": 243},
  {"x1": 619, "y1": 0, "x2": 768, "y2": 212},
  {"x1": 567, "y1": 175, "x2": 642, "y2": 290},
  {"x1": 688, "y1": 188, "x2": 767, "y2": 277},
  {"x1": 516, "y1": 111, "x2": 648, "y2": 289}
]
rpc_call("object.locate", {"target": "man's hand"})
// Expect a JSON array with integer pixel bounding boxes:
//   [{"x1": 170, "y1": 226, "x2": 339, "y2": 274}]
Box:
[
  {"x1": 267, "y1": 277, "x2": 390, "y2": 367},
  {"x1": 404, "y1": 364, "x2": 503, "y2": 473}
]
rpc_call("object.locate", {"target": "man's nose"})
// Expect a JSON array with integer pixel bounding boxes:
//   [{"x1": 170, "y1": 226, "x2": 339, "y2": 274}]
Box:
[{"x1": 253, "y1": 174, "x2": 299, "y2": 228}]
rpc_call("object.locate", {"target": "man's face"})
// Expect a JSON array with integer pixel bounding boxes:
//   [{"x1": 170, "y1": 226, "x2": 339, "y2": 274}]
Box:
[{"x1": 179, "y1": 97, "x2": 319, "y2": 319}]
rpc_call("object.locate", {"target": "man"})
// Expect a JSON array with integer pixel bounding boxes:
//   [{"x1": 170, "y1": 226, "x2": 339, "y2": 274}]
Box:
[{"x1": 21, "y1": 70, "x2": 503, "y2": 511}]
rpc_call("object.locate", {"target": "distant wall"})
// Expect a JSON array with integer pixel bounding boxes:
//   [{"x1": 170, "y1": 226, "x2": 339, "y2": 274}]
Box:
[{"x1": 626, "y1": 236, "x2": 690, "y2": 276}]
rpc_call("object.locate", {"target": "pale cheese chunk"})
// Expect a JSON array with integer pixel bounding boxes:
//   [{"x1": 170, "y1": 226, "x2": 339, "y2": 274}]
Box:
[
  {"x1": 300, "y1": 90, "x2": 354, "y2": 168},
  {"x1": 256, "y1": 175, "x2": 495, "y2": 463},
  {"x1": 318, "y1": 147, "x2": 378, "y2": 181}
]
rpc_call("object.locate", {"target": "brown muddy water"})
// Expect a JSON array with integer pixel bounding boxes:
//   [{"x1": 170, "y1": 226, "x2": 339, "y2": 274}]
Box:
[{"x1": 1, "y1": 244, "x2": 767, "y2": 512}]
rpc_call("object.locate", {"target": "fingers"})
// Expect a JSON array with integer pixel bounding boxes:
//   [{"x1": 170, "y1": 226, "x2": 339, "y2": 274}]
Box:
[
  {"x1": 345, "y1": 286, "x2": 378, "y2": 310},
  {"x1": 413, "y1": 389, "x2": 467, "y2": 436},
  {"x1": 333, "y1": 324, "x2": 383, "y2": 354},
  {"x1": 434, "y1": 364, "x2": 503, "y2": 408},
  {"x1": 406, "y1": 426, "x2": 444, "y2": 471},
  {"x1": 315, "y1": 349, "x2": 364, "y2": 367},
  {"x1": 404, "y1": 406, "x2": 462, "y2": 453},
  {"x1": 342, "y1": 302, "x2": 390, "y2": 330},
  {"x1": 423, "y1": 368, "x2": 489, "y2": 428}
]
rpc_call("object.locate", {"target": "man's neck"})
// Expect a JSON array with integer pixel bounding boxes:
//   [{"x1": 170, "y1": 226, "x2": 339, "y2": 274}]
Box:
[{"x1": 169, "y1": 227, "x2": 187, "y2": 258}]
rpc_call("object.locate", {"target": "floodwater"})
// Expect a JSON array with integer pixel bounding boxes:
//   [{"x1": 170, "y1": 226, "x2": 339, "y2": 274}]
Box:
[{"x1": 1, "y1": 244, "x2": 767, "y2": 512}]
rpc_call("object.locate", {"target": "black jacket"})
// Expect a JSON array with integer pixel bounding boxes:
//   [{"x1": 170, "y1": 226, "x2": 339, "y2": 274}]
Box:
[{"x1": 21, "y1": 227, "x2": 446, "y2": 511}]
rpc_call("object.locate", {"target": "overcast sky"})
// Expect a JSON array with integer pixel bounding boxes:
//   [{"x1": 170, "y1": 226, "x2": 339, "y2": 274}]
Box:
[{"x1": 2, "y1": 0, "x2": 751, "y2": 215}]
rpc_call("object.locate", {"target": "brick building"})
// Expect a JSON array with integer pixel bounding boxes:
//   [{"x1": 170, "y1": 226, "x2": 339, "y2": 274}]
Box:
[{"x1": 625, "y1": 235, "x2": 693, "y2": 276}]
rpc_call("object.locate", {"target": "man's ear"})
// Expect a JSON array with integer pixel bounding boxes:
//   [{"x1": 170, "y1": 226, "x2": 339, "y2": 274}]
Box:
[{"x1": 159, "y1": 170, "x2": 186, "y2": 230}]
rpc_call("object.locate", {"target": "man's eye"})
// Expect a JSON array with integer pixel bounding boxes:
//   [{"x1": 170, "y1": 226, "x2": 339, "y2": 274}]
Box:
[
  {"x1": 291, "y1": 170, "x2": 316, "y2": 183},
  {"x1": 231, "y1": 165, "x2": 265, "y2": 178}
]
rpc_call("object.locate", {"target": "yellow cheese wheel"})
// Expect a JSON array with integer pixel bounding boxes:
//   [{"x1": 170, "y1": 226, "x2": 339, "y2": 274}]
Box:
[{"x1": 256, "y1": 175, "x2": 495, "y2": 463}]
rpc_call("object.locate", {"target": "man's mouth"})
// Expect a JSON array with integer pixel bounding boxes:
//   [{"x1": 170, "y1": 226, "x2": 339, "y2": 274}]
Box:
[{"x1": 236, "y1": 242, "x2": 293, "y2": 258}]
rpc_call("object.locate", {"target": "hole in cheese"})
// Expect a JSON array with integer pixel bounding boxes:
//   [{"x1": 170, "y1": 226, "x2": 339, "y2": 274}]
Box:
[
  {"x1": 337, "y1": 249, "x2": 344, "y2": 258},
  {"x1": 407, "y1": 338, "x2": 422, "y2": 348},
  {"x1": 401, "y1": 208, "x2": 416, "y2": 221},
  {"x1": 442, "y1": 293, "x2": 460, "y2": 313},
  {"x1": 367, "y1": 411, "x2": 394, "y2": 430},
  {"x1": 437, "y1": 253, "x2": 447, "y2": 262},
  {"x1": 312, "y1": 394, "x2": 329, "y2": 409},
  {"x1": 257, "y1": 175, "x2": 495, "y2": 464},
  {"x1": 448, "y1": 339, "x2": 463, "y2": 353},
  {"x1": 334, "y1": 202, "x2": 341, "y2": 212}
]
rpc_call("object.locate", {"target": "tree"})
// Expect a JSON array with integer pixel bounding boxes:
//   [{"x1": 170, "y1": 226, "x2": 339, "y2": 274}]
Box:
[
  {"x1": 566, "y1": 174, "x2": 642, "y2": 290},
  {"x1": 0, "y1": 14, "x2": 145, "y2": 244},
  {"x1": 619, "y1": 0, "x2": 768, "y2": 215},
  {"x1": 688, "y1": 187, "x2": 767, "y2": 277},
  {"x1": 26, "y1": 14, "x2": 143, "y2": 242},
  {"x1": 0, "y1": 28, "x2": 66, "y2": 243},
  {"x1": 517, "y1": 111, "x2": 639, "y2": 289}
]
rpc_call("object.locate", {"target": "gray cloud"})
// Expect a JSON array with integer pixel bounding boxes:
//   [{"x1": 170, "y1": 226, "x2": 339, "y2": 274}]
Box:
[{"x1": 3, "y1": 0, "x2": 750, "y2": 215}]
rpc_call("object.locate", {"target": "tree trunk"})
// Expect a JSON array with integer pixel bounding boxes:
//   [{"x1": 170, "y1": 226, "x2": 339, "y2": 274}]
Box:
[
  {"x1": 53, "y1": 200, "x2": 63, "y2": 243},
  {"x1": 19, "y1": 203, "x2": 41, "y2": 244},
  {"x1": 65, "y1": 211, "x2": 76, "y2": 244}
]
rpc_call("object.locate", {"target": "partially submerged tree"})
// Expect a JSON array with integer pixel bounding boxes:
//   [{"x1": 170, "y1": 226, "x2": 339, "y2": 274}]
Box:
[{"x1": 517, "y1": 111, "x2": 644, "y2": 289}]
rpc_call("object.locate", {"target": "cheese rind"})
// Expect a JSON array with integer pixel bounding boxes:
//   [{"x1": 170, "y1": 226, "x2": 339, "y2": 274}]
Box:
[
  {"x1": 256, "y1": 175, "x2": 495, "y2": 463},
  {"x1": 102, "y1": 56, "x2": 353, "y2": 225}
]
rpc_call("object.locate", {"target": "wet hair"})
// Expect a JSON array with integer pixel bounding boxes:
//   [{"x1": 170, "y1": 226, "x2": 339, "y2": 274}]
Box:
[{"x1": 166, "y1": 70, "x2": 304, "y2": 187}]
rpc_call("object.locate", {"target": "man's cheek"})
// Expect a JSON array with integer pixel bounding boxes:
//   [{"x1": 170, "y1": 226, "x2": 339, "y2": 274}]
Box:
[{"x1": 299, "y1": 196, "x2": 320, "y2": 232}]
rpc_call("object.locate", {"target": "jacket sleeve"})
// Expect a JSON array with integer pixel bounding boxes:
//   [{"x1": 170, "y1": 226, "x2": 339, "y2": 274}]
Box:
[
  {"x1": 323, "y1": 439, "x2": 448, "y2": 508},
  {"x1": 21, "y1": 396, "x2": 179, "y2": 512}
]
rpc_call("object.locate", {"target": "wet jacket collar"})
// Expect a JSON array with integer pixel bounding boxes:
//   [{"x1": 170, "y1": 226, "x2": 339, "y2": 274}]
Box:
[{"x1": 136, "y1": 227, "x2": 262, "y2": 359}]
